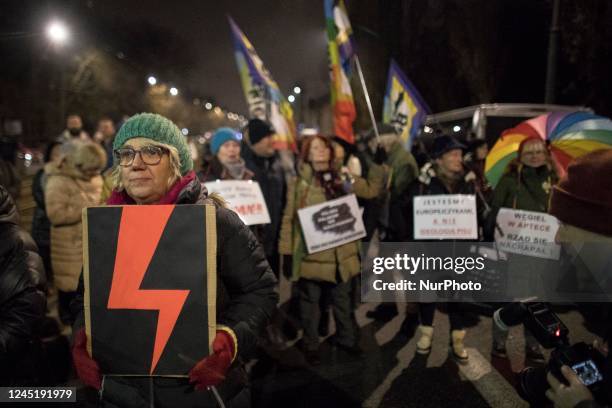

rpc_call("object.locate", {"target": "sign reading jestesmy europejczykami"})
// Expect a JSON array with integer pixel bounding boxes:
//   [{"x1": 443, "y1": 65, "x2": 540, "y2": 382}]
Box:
[
  {"x1": 298, "y1": 194, "x2": 366, "y2": 254},
  {"x1": 204, "y1": 180, "x2": 271, "y2": 226},
  {"x1": 413, "y1": 194, "x2": 478, "y2": 240}
]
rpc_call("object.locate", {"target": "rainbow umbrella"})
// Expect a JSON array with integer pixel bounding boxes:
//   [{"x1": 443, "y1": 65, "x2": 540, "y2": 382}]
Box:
[{"x1": 485, "y1": 111, "x2": 612, "y2": 188}]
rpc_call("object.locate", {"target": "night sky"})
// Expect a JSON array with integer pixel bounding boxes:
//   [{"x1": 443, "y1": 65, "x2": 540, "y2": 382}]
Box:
[
  {"x1": 86, "y1": 0, "x2": 329, "y2": 113},
  {"x1": 2, "y1": 0, "x2": 612, "y2": 140}
]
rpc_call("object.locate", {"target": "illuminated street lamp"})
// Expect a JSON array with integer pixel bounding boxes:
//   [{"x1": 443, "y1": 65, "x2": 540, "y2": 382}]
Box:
[
  {"x1": 288, "y1": 95, "x2": 296, "y2": 103},
  {"x1": 147, "y1": 76, "x2": 157, "y2": 85},
  {"x1": 293, "y1": 86, "x2": 301, "y2": 94},
  {"x1": 169, "y1": 87, "x2": 179, "y2": 96},
  {"x1": 46, "y1": 21, "x2": 69, "y2": 45},
  {"x1": 204, "y1": 102, "x2": 213, "y2": 110}
]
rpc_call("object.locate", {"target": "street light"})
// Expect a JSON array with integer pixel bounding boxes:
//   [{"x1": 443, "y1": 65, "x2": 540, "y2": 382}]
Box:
[
  {"x1": 293, "y1": 86, "x2": 301, "y2": 95},
  {"x1": 169, "y1": 87, "x2": 178, "y2": 96},
  {"x1": 147, "y1": 76, "x2": 157, "y2": 85},
  {"x1": 288, "y1": 95, "x2": 296, "y2": 103},
  {"x1": 47, "y1": 21, "x2": 69, "y2": 45},
  {"x1": 453, "y1": 125, "x2": 461, "y2": 133},
  {"x1": 204, "y1": 102, "x2": 212, "y2": 110}
]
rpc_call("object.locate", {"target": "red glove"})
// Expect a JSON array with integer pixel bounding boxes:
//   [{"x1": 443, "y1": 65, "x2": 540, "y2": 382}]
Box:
[
  {"x1": 189, "y1": 329, "x2": 236, "y2": 391},
  {"x1": 72, "y1": 329, "x2": 102, "y2": 390}
]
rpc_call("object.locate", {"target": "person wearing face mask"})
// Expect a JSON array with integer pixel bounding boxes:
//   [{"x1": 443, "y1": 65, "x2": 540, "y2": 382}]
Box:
[
  {"x1": 198, "y1": 127, "x2": 254, "y2": 183},
  {"x1": 487, "y1": 136, "x2": 558, "y2": 362},
  {"x1": 56, "y1": 114, "x2": 90, "y2": 143}
]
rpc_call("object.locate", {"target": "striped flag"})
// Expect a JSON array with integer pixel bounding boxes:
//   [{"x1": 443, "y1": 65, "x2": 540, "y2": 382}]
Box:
[
  {"x1": 325, "y1": 0, "x2": 357, "y2": 144},
  {"x1": 229, "y1": 16, "x2": 296, "y2": 151}
]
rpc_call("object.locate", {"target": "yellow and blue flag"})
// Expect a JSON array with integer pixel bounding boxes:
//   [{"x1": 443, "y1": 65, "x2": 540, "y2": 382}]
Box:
[
  {"x1": 383, "y1": 60, "x2": 430, "y2": 148},
  {"x1": 229, "y1": 16, "x2": 296, "y2": 151}
]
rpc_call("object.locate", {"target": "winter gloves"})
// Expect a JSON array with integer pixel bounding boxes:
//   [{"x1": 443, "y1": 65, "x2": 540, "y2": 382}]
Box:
[
  {"x1": 189, "y1": 328, "x2": 237, "y2": 390},
  {"x1": 72, "y1": 329, "x2": 102, "y2": 390},
  {"x1": 72, "y1": 327, "x2": 238, "y2": 392}
]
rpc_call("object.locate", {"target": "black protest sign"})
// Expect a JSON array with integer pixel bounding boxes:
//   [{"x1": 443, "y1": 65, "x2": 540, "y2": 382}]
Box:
[
  {"x1": 297, "y1": 194, "x2": 366, "y2": 254},
  {"x1": 82, "y1": 205, "x2": 217, "y2": 376}
]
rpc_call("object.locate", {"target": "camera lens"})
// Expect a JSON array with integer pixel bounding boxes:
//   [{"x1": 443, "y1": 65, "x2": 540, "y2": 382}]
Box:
[{"x1": 518, "y1": 366, "x2": 549, "y2": 405}]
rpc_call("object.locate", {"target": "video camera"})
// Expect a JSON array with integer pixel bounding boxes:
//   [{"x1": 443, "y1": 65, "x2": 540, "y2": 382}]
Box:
[{"x1": 494, "y1": 302, "x2": 607, "y2": 405}]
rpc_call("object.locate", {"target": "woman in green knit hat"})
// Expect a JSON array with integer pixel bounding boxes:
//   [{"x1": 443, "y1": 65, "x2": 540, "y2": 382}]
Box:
[{"x1": 70, "y1": 113, "x2": 277, "y2": 407}]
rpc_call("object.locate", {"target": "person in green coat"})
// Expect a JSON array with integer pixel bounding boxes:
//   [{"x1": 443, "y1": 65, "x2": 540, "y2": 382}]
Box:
[{"x1": 489, "y1": 136, "x2": 558, "y2": 362}]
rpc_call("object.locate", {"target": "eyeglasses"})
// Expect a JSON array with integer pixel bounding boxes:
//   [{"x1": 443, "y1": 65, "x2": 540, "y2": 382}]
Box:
[{"x1": 114, "y1": 145, "x2": 168, "y2": 166}]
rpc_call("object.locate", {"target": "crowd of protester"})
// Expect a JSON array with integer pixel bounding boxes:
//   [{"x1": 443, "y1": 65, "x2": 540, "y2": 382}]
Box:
[{"x1": 0, "y1": 111, "x2": 610, "y2": 408}]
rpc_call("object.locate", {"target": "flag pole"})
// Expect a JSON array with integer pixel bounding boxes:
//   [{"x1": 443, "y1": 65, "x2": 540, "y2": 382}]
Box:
[{"x1": 354, "y1": 54, "x2": 380, "y2": 143}]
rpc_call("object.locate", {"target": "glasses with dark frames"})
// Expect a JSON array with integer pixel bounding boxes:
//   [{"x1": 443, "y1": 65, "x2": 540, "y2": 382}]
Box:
[{"x1": 114, "y1": 145, "x2": 168, "y2": 166}]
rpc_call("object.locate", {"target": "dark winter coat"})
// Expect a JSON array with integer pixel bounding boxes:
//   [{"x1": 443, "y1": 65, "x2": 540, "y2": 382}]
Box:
[
  {"x1": 0, "y1": 186, "x2": 46, "y2": 384},
  {"x1": 485, "y1": 162, "x2": 557, "y2": 240},
  {"x1": 241, "y1": 144, "x2": 286, "y2": 259},
  {"x1": 70, "y1": 177, "x2": 278, "y2": 407},
  {"x1": 490, "y1": 163, "x2": 556, "y2": 213},
  {"x1": 31, "y1": 168, "x2": 51, "y2": 248}
]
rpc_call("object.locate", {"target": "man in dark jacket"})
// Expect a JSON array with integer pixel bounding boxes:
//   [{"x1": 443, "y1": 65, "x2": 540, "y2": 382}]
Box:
[
  {"x1": 241, "y1": 118, "x2": 286, "y2": 276},
  {"x1": 0, "y1": 185, "x2": 47, "y2": 385}
]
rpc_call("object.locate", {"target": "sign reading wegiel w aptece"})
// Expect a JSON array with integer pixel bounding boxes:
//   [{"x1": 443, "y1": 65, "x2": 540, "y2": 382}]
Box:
[{"x1": 82, "y1": 205, "x2": 217, "y2": 376}]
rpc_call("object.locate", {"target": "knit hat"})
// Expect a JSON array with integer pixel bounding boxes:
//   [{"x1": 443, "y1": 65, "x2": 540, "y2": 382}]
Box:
[
  {"x1": 114, "y1": 113, "x2": 193, "y2": 175},
  {"x1": 210, "y1": 127, "x2": 241, "y2": 155},
  {"x1": 247, "y1": 119, "x2": 274, "y2": 145},
  {"x1": 549, "y1": 149, "x2": 612, "y2": 237},
  {"x1": 431, "y1": 135, "x2": 466, "y2": 158}
]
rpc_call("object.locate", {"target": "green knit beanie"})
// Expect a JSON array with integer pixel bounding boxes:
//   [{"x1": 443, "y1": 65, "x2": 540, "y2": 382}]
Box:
[{"x1": 114, "y1": 113, "x2": 193, "y2": 175}]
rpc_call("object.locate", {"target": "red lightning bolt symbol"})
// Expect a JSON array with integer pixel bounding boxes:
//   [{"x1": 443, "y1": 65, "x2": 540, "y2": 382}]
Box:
[{"x1": 108, "y1": 205, "x2": 189, "y2": 375}]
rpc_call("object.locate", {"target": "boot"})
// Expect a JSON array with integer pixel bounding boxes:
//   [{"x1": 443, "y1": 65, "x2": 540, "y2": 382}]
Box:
[
  {"x1": 416, "y1": 325, "x2": 434, "y2": 354},
  {"x1": 451, "y1": 329, "x2": 469, "y2": 363}
]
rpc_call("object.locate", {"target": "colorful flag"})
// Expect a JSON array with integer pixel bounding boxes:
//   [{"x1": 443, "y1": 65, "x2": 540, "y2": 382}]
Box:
[
  {"x1": 229, "y1": 17, "x2": 296, "y2": 151},
  {"x1": 383, "y1": 60, "x2": 431, "y2": 148},
  {"x1": 325, "y1": 0, "x2": 357, "y2": 144}
]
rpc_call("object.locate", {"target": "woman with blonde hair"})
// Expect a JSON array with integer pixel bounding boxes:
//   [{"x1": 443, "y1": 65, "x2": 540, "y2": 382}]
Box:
[{"x1": 70, "y1": 113, "x2": 277, "y2": 407}]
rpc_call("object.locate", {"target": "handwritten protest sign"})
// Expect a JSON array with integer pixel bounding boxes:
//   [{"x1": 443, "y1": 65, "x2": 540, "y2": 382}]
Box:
[
  {"x1": 298, "y1": 194, "x2": 366, "y2": 254},
  {"x1": 204, "y1": 180, "x2": 271, "y2": 226},
  {"x1": 495, "y1": 208, "x2": 561, "y2": 260},
  {"x1": 413, "y1": 194, "x2": 478, "y2": 240}
]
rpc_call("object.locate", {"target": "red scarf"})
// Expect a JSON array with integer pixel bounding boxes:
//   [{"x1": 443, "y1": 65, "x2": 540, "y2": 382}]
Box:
[{"x1": 107, "y1": 171, "x2": 197, "y2": 205}]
